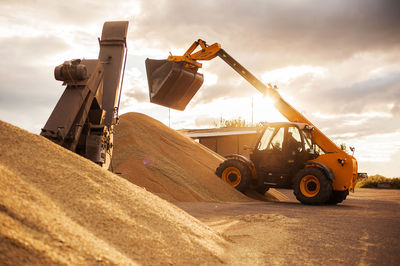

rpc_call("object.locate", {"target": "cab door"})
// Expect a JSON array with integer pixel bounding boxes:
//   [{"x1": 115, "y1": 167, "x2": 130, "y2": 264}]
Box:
[
  {"x1": 284, "y1": 126, "x2": 309, "y2": 181},
  {"x1": 251, "y1": 126, "x2": 288, "y2": 186}
]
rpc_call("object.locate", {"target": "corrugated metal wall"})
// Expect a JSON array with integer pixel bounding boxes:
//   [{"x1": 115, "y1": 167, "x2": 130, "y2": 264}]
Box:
[{"x1": 199, "y1": 133, "x2": 258, "y2": 158}]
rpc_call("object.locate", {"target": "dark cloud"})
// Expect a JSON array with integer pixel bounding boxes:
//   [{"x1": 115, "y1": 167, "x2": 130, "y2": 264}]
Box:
[
  {"x1": 0, "y1": 36, "x2": 69, "y2": 64},
  {"x1": 0, "y1": 1, "x2": 137, "y2": 27},
  {"x1": 0, "y1": 36, "x2": 69, "y2": 114},
  {"x1": 274, "y1": 68, "x2": 400, "y2": 143},
  {"x1": 310, "y1": 114, "x2": 400, "y2": 141},
  {"x1": 135, "y1": 0, "x2": 400, "y2": 67},
  {"x1": 133, "y1": 0, "x2": 400, "y2": 126},
  {"x1": 296, "y1": 71, "x2": 400, "y2": 115}
]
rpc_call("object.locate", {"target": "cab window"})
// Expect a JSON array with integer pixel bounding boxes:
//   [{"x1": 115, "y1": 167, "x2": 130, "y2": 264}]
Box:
[
  {"x1": 267, "y1": 127, "x2": 285, "y2": 151},
  {"x1": 287, "y1": 127, "x2": 303, "y2": 152},
  {"x1": 302, "y1": 129, "x2": 325, "y2": 155},
  {"x1": 257, "y1": 126, "x2": 274, "y2": 150}
]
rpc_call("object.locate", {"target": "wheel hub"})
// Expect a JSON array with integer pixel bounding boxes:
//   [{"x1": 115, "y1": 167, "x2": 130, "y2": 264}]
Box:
[
  {"x1": 307, "y1": 181, "x2": 317, "y2": 191},
  {"x1": 300, "y1": 175, "x2": 320, "y2": 198},
  {"x1": 221, "y1": 167, "x2": 242, "y2": 187},
  {"x1": 228, "y1": 173, "x2": 237, "y2": 182}
]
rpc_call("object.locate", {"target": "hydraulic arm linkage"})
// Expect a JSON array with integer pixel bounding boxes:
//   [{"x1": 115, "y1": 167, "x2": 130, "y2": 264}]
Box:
[
  {"x1": 145, "y1": 39, "x2": 358, "y2": 192},
  {"x1": 167, "y1": 39, "x2": 341, "y2": 153}
]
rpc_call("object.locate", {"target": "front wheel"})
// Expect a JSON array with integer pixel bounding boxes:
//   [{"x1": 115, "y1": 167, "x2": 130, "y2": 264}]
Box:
[
  {"x1": 293, "y1": 167, "x2": 332, "y2": 205},
  {"x1": 327, "y1": 190, "x2": 349, "y2": 205},
  {"x1": 215, "y1": 159, "x2": 250, "y2": 192}
]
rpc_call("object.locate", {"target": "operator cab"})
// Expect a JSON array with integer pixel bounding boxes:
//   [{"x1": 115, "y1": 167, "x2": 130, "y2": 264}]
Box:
[{"x1": 251, "y1": 122, "x2": 324, "y2": 188}]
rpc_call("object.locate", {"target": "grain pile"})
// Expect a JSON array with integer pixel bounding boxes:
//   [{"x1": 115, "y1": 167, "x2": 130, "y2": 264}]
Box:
[
  {"x1": 0, "y1": 121, "x2": 232, "y2": 265},
  {"x1": 112, "y1": 112, "x2": 249, "y2": 202}
]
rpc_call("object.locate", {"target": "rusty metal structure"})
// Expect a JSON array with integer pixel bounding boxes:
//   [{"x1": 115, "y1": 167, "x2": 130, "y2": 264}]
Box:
[{"x1": 41, "y1": 21, "x2": 128, "y2": 169}]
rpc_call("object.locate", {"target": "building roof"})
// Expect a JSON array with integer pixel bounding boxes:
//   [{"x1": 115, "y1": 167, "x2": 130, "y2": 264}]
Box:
[
  {"x1": 179, "y1": 121, "x2": 314, "y2": 138},
  {"x1": 261, "y1": 122, "x2": 313, "y2": 130}
]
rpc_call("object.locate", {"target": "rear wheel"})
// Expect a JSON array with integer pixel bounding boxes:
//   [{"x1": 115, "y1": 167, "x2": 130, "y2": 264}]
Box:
[
  {"x1": 294, "y1": 167, "x2": 332, "y2": 204},
  {"x1": 216, "y1": 159, "x2": 250, "y2": 192}
]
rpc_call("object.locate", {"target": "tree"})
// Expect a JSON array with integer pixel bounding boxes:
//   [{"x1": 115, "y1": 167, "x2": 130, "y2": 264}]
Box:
[{"x1": 213, "y1": 117, "x2": 253, "y2": 128}]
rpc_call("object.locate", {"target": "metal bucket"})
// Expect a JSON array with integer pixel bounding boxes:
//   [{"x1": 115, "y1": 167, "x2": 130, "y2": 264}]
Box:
[{"x1": 145, "y1": 59, "x2": 204, "y2": 110}]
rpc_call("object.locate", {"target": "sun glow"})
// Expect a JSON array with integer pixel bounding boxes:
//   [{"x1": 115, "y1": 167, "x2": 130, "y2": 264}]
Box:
[
  {"x1": 172, "y1": 95, "x2": 286, "y2": 128},
  {"x1": 253, "y1": 96, "x2": 286, "y2": 123},
  {"x1": 203, "y1": 71, "x2": 218, "y2": 86}
]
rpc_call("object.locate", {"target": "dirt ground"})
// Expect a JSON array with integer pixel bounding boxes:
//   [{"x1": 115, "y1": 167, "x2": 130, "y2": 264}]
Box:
[{"x1": 176, "y1": 188, "x2": 400, "y2": 265}]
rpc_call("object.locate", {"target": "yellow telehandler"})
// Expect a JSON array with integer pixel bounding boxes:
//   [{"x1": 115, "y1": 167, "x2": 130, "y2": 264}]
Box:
[{"x1": 145, "y1": 39, "x2": 358, "y2": 204}]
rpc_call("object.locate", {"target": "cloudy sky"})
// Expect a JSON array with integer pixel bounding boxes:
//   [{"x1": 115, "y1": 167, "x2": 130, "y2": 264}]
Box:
[{"x1": 1, "y1": 0, "x2": 399, "y2": 177}]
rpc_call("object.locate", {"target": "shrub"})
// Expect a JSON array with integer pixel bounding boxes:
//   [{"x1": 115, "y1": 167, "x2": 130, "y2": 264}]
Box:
[
  {"x1": 356, "y1": 174, "x2": 400, "y2": 189},
  {"x1": 214, "y1": 117, "x2": 254, "y2": 128}
]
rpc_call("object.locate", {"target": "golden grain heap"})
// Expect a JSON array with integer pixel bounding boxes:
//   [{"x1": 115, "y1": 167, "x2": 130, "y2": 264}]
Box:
[
  {"x1": 0, "y1": 120, "x2": 234, "y2": 265},
  {"x1": 112, "y1": 112, "x2": 249, "y2": 202}
]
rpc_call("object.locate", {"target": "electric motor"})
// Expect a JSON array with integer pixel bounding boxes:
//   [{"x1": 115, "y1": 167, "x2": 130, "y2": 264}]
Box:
[{"x1": 54, "y1": 59, "x2": 88, "y2": 82}]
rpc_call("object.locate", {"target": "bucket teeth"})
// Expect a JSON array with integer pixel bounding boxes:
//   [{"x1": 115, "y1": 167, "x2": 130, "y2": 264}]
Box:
[{"x1": 145, "y1": 59, "x2": 204, "y2": 110}]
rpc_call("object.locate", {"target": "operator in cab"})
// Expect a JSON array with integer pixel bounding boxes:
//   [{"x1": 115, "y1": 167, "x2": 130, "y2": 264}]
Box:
[{"x1": 286, "y1": 131, "x2": 302, "y2": 155}]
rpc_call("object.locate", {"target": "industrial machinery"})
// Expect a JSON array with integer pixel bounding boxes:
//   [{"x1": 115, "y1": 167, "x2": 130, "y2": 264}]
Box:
[
  {"x1": 41, "y1": 21, "x2": 128, "y2": 169},
  {"x1": 145, "y1": 39, "x2": 358, "y2": 204}
]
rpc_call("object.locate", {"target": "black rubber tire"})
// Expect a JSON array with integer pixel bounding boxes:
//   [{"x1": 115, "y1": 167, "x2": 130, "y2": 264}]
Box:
[
  {"x1": 293, "y1": 167, "x2": 333, "y2": 205},
  {"x1": 255, "y1": 185, "x2": 270, "y2": 195},
  {"x1": 327, "y1": 190, "x2": 349, "y2": 205},
  {"x1": 215, "y1": 159, "x2": 250, "y2": 192}
]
